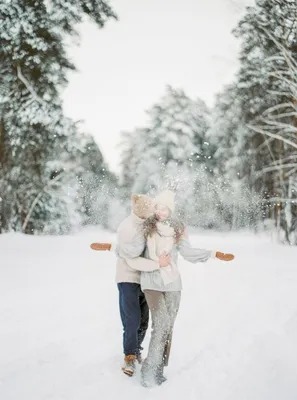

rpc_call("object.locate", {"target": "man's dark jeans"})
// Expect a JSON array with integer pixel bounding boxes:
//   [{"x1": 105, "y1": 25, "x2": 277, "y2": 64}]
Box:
[{"x1": 117, "y1": 283, "x2": 149, "y2": 356}]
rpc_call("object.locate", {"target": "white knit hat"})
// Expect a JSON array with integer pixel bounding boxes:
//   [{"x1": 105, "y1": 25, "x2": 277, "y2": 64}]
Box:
[{"x1": 153, "y1": 190, "x2": 175, "y2": 213}]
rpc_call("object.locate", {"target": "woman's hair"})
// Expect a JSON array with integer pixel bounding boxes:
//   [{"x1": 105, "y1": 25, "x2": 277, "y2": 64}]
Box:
[{"x1": 143, "y1": 214, "x2": 185, "y2": 241}]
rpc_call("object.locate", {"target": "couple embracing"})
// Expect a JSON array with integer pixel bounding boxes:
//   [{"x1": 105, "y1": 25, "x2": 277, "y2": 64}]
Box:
[{"x1": 91, "y1": 190, "x2": 234, "y2": 388}]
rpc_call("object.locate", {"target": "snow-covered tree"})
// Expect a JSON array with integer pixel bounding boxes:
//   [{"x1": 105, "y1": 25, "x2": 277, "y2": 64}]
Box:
[
  {"x1": 120, "y1": 86, "x2": 212, "y2": 190},
  {"x1": 207, "y1": 84, "x2": 262, "y2": 230},
  {"x1": 249, "y1": 38, "x2": 297, "y2": 243},
  {"x1": 119, "y1": 86, "x2": 218, "y2": 227},
  {"x1": 208, "y1": 0, "x2": 297, "y2": 238},
  {"x1": 233, "y1": 0, "x2": 297, "y2": 191},
  {"x1": 118, "y1": 128, "x2": 148, "y2": 191},
  {"x1": 208, "y1": 84, "x2": 250, "y2": 181},
  {"x1": 0, "y1": 0, "x2": 116, "y2": 234},
  {"x1": 232, "y1": 0, "x2": 297, "y2": 241}
]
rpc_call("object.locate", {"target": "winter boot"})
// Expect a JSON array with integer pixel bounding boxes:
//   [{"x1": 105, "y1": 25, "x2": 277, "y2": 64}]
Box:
[{"x1": 122, "y1": 355, "x2": 136, "y2": 377}]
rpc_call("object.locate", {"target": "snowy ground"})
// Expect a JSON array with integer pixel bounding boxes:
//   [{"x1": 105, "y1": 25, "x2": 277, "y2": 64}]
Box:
[{"x1": 1, "y1": 228, "x2": 297, "y2": 400}]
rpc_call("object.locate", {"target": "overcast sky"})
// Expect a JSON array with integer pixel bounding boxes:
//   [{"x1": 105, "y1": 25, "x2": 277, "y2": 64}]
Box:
[{"x1": 62, "y1": 0, "x2": 253, "y2": 173}]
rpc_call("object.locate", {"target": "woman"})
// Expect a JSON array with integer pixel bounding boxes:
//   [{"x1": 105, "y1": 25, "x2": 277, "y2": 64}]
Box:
[{"x1": 139, "y1": 190, "x2": 234, "y2": 387}]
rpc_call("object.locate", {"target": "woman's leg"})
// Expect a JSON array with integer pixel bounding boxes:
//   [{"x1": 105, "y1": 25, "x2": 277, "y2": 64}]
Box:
[
  {"x1": 141, "y1": 290, "x2": 170, "y2": 386},
  {"x1": 162, "y1": 291, "x2": 181, "y2": 367}
]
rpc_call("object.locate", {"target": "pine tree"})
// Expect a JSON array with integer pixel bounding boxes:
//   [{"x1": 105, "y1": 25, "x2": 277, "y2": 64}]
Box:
[
  {"x1": 76, "y1": 135, "x2": 119, "y2": 228},
  {"x1": 119, "y1": 86, "x2": 217, "y2": 227},
  {"x1": 119, "y1": 128, "x2": 147, "y2": 191},
  {"x1": 120, "y1": 86, "x2": 212, "y2": 193},
  {"x1": 0, "y1": 0, "x2": 116, "y2": 234}
]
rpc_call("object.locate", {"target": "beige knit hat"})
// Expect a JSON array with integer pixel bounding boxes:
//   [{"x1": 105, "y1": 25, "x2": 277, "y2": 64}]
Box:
[
  {"x1": 153, "y1": 190, "x2": 175, "y2": 213},
  {"x1": 131, "y1": 194, "x2": 154, "y2": 219}
]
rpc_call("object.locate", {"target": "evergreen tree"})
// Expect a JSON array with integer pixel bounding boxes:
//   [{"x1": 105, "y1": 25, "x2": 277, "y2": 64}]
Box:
[
  {"x1": 120, "y1": 86, "x2": 212, "y2": 193},
  {"x1": 0, "y1": 0, "x2": 116, "y2": 234},
  {"x1": 119, "y1": 86, "x2": 217, "y2": 227},
  {"x1": 77, "y1": 135, "x2": 119, "y2": 228}
]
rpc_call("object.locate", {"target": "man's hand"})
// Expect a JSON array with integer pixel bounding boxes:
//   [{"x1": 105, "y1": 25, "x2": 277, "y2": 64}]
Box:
[
  {"x1": 216, "y1": 251, "x2": 235, "y2": 262},
  {"x1": 159, "y1": 252, "x2": 171, "y2": 267},
  {"x1": 90, "y1": 242, "x2": 111, "y2": 251}
]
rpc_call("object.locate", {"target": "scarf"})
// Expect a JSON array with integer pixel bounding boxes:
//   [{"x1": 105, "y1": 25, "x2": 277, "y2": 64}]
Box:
[{"x1": 146, "y1": 222, "x2": 180, "y2": 285}]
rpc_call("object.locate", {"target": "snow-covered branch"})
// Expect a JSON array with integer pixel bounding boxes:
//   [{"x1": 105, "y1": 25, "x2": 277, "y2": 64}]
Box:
[
  {"x1": 287, "y1": 167, "x2": 297, "y2": 177},
  {"x1": 22, "y1": 173, "x2": 64, "y2": 232},
  {"x1": 267, "y1": 197, "x2": 297, "y2": 204},
  {"x1": 262, "y1": 102, "x2": 296, "y2": 115},
  {"x1": 250, "y1": 137, "x2": 274, "y2": 154},
  {"x1": 255, "y1": 163, "x2": 297, "y2": 177},
  {"x1": 16, "y1": 64, "x2": 46, "y2": 106},
  {"x1": 247, "y1": 124, "x2": 297, "y2": 150},
  {"x1": 257, "y1": 119, "x2": 297, "y2": 133},
  {"x1": 269, "y1": 154, "x2": 297, "y2": 166}
]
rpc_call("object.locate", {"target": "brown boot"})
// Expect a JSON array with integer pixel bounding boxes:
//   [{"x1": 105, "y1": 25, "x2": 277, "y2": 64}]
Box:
[{"x1": 122, "y1": 355, "x2": 136, "y2": 377}]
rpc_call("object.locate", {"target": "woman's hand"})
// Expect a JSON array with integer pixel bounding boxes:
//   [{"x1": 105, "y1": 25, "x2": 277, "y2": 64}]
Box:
[
  {"x1": 90, "y1": 242, "x2": 112, "y2": 251},
  {"x1": 159, "y1": 252, "x2": 171, "y2": 267},
  {"x1": 216, "y1": 252, "x2": 235, "y2": 261}
]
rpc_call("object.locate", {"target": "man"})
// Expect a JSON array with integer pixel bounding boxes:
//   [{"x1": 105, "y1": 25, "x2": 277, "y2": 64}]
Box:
[{"x1": 91, "y1": 194, "x2": 170, "y2": 376}]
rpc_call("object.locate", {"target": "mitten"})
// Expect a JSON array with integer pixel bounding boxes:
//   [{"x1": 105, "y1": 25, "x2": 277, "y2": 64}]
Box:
[
  {"x1": 215, "y1": 252, "x2": 235, "y2": 261},
  {"x1": 90, "y1": 242, "x2": 112, "y2": 251}
]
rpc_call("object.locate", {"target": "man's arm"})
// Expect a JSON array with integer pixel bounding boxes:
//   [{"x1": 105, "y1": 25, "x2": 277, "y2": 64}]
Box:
[
  {"x1": 117, "y1": 228, "x2": 161, "y2": 271},
  {"x1": 117, "y1": 227, "x2": 147, "y2": 259},
  {"x1": 124, "y1": 257, "x2": 160, "y2": 272}
]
